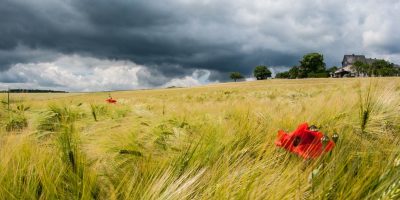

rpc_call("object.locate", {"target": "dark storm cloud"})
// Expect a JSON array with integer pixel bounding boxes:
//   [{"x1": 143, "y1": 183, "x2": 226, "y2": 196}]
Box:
[
  {"x1": 0, "y1": 0, "x2": 325, "y2": 72},
  {"x1": 1, "y1": 0, "x2": 400, "y2": 90}
]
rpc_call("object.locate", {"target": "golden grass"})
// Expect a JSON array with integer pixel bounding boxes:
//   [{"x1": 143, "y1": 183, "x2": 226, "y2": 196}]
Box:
[{"x1": 1, "y1": 78, "x2": 400, "y2": 199}]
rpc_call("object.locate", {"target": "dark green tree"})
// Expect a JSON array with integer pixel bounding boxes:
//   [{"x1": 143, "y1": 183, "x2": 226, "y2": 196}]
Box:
[
  {"x1": 229, "y1": 72, "x2": 244, "y2": 82},
  {"x1": 288, "y1": 66, "x2": 299, "y2": 79},
  {"x1": 275, "y1": 71, "x2": 290, "y2": 79},
  {"x1": 299, "y1": 53, "x2": 326, "y2": 77},
  {"x1": 253, "y1": 66, "x2": 272, "y2": 80},
  {"x1": 328, "y1": 66, "x2": 338, "y2": 73},
  {"x1": 372, "y1": 60, "x2": 398, "y2": 76}
]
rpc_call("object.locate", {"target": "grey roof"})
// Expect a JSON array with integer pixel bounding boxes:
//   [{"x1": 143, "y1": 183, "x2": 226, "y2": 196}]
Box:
[
  {"x1": 342, "y1": 54, "x2": 366, "y2": 66},
  {"x1": 343, "y1": 54, "x2": 366, "y2": 61},
  {"x1": 365, "y1": 58, "x2": 379, "y2": 65},
  {"x1": 334, "y1": 65, "x2": 355, "y2": 74}
]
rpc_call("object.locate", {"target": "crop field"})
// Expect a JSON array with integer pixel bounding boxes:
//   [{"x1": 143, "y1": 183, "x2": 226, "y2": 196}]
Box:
[{"x1": 0, "y1": 78, "x2": 400, "y2": 199}]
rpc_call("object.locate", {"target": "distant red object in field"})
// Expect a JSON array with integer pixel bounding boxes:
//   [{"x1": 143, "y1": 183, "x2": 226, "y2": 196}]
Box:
[
  {"x1": 275, "y1": 123, "x2": 335, "y2": 159},
  {"x1": 106, "y1": 98, "x2": 117, "y2": 104}
]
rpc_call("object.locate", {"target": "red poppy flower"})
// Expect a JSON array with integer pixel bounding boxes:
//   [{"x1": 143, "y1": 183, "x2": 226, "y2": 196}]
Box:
[
  {"x1": 106, "y1": 98, "x2": 117, "y2": 104},
  {"x1": 275, "y1": 123, "x2": 335, "y2": 159}
]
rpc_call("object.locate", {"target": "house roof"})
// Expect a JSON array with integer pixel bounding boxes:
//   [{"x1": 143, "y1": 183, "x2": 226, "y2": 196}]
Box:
[
  {"x1": 365, "y1": 58, "x2": 379, "y2": 65},
  {"x1": 334, "y1": 65, "x2": 356, "y2": 74},
  {"x1": 342, "y1": 55, "x2": 366, "y2": 64}
]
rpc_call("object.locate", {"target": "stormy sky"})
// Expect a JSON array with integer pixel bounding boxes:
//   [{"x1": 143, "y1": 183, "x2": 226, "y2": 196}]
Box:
[{"x1": 1, "y1": 0, "x2": 400, "y2": 91}]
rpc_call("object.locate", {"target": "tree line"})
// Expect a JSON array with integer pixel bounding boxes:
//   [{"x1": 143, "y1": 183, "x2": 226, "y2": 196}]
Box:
[
  {"x1": 0, "y1": 89, "x2": 68, "y2": 93},
  {"x1": 230, "y1": 65, "x2": 272, "y2": 82},
  {"x1": 276, "y1": 53, "x2": 400, "y2": 78},
  {"x1": 350, "y1": 60, "x2": 400, "y2": 77},
  {"x1": 229, "y1": 52, "x2": 400, "y2": 81},
  {"x1": 276, "y1": 53, "x2": 328, "y2": 79}
]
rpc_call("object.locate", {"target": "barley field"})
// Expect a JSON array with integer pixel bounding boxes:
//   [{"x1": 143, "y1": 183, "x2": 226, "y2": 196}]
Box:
[{"x1": 1, "y1": 78, "x2": 400, "y2": 200}]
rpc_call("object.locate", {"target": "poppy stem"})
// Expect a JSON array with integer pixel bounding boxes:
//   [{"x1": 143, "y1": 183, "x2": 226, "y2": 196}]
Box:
[
  {"x1": 162, "y1": 100, "x2": 165, "y2": 116},
  {"x1": 322, "y1": 157, "x2": 326, "y2": 197},
  {"x1": 297, "y1": 161, "x2": 301, "y2": 200},
  {"x1": 7, "y1": 87, "x2": 10, "y2": 112}
]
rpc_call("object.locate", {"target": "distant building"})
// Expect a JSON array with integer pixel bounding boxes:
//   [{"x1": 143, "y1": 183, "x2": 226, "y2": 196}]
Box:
[
  {"x1": 331, "y1": 54, "x2": 378, "y2": 78},
  {"x1": 341, "y1": 54, "x2": 378, "y2": 67}
]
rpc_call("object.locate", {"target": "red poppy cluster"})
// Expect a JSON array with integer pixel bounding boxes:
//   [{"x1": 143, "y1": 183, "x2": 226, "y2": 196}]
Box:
[
  {"x1": 106, "y1": 98, "x2": 117, "y2": 104},
  {"x1": 275, "y1": 123, "x2": 335, "y2": 159}
]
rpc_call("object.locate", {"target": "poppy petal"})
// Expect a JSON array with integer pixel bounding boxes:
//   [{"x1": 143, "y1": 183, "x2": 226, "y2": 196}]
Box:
[{"x1": 275, "y1": 123, "x2": 335, "y2": 159}]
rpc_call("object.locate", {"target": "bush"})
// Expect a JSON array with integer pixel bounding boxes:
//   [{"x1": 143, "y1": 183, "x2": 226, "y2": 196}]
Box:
[
  {"x1": 307, "y1": 72, "x2": 329, "y2": 78},
  {"x1": 275, "y1": 71, "x2": 290, "y2": 79}
]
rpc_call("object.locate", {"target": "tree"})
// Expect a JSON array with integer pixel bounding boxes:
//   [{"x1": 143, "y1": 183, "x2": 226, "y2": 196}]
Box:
[
  {"x1": 396, "y1": 67, "x2": 400, "y2": 76},
  {"x1": 371, "y1": 59, "x2": 396, "y2": 77},
  {"x1": 288, "y1": 66, "x2": 299, "y2": 79},
  {"x1": 253, "y1": 66, "x2": 272, "y2": 80},
  {"x1": 351, "y1": 61, "x2": 366, "y2": 77},
  {"x1": 275, "y1": 71, "x2": 290, "y2": 79},
  {"x1": 328, "y1": 66, "x2": 338, "y2": 73},
  {"x1": 299, "y1": 53, "x2": 326, "y2": 77},
  {"x1": 307, "y1": 72, "x2": 329, "y2": 78},
  {"x1": 361, "y1": 63, "x2": 371, "y2": 76},
  {"x1": 229, "y1": 72, "x2": 244, "y2": 82}
]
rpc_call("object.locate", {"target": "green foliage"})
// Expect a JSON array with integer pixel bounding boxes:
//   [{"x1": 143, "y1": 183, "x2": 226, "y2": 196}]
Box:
[
  {"x1": 351, "y1": 59, "x2": 399, "y2": 77},
  {"x1": 371, "y1": 60, "x2": 398, "y2": 77},
  {"x1": 328, "y1": 66, "x2": 338, "y2": 73},
  {"x1": 307, "y1": 72, "x2": 329, "y2": 78},
  {"x1": 278, "y1": 53, "x2": 327, "y2": 79},
  {"x1": 253, "y1": 65, "x2": 272, "y2": 80},
  {"x1": 351, "y1": 61, "x2": 367, "y2": 76},
  {"x1": 275, "y1": 71, "x2": 290, "y2": 79},
  {"x1": 229, "y1": 72, "x2": 244, "y2": 82},
  {"x1": 275, "y1": 66, "x2": 302, "y2": 79},
  {"x1": 300, "y1": 53, "x2": 326, "y2": 74},
  {"x1": 289, "y1": 66, "x2": 300, "y2": 79}
]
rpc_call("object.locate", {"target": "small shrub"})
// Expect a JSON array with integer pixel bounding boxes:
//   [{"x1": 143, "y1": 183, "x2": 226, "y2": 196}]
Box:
[{"x1": 307, "y1": 72, "x2": 329, "y2": 78}]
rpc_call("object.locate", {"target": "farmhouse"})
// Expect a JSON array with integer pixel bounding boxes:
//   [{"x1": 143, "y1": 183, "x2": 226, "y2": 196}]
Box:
[{"x1": 331, "y1": 54, "x2": 378, "y2": 78}]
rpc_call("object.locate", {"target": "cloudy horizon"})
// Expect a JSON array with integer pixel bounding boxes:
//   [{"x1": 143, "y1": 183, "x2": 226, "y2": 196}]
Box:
[{"x1": 1, "y1": 0, "x2": 400, "y2": 91}]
